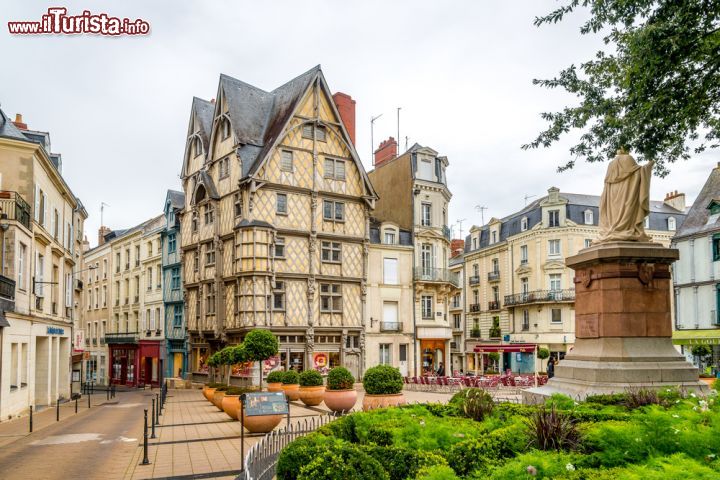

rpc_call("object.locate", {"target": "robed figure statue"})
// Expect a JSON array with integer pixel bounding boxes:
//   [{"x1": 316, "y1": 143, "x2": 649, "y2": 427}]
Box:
[{"x1": 597, "y1": 149, "x2": 654, "y2": 244}]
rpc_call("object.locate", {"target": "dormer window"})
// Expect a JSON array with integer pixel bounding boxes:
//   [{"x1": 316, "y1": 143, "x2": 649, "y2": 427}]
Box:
[
  {"x1": 221, "y1": 118, "x2": 230, "y2": 140},
  {"x1": 548, "y1": 209, "x2": 560, "y2": 227},
  {"x1": 384, "y1": 230, "x2": 396, "y2": 244},
  {"x1": 520, "y1": 217, "x2": 528, "y2": 232},
  {"x1": 584, "y1": 210, "x2": 593, "y2": 225},
  {"x1": 491, "y1": 230, "x2": 497, "y2": 244},
  {"x1": 667, "y1": 217, "x2": 676, "y2": 231},
  {"x1": 194, "y1": 137, "x2": 203, "y2": 157},
  {"x1": 472, "y1": 237, "x2": 478, "y2": 250}
]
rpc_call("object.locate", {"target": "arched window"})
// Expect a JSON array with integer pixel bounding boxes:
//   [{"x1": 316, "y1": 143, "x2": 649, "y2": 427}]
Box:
[
  {"x1": 520, "y1": 217, "x2": 528, "y2": 231},
  {"x1": 194, "y1": 137, "x2": 203, "y2": 157},
  {"x1": 221, "y1": 118, "x2": 230, "y2": 140},
  {"x1": 667, "y1": 217, "x2": 676, "y2": 231},
  {"x1": 194, "y1": 184, "x2": 207, "y2": 204},
  {"x1": 584, "y1": 210, "x2": 593, "y2": 225}
]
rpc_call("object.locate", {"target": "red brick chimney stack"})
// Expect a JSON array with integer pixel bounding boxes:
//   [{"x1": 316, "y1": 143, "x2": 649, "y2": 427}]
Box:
[
  {"x1": 374, "y1": 137, "x2": 398, "y2": 166},
  {"x1": 98, "y1": 226, "x2": 112, "y2": 246},
  {"x1": 332, "y1": 92, "x2": 356, "y2": 145},
  {"x1": 450, "y1": 239, "x2": 465, "y2": 258},
  {"x1": 13, "y1": 113, "x2": 27, "y2": 130}
]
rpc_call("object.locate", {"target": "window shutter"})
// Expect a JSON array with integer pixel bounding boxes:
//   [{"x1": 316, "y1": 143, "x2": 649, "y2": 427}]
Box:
[
  {"x1": 150, "y1": 309, "x2": 155, "y2": 330},
  {"x1": 65, "y1": 273, "x2": 72, "y2": 307},
  {"x1": 336, "y1": 161, "x2": 345, "y2": 180},
  {"x1": 43, "y1": 193, "x2": 48, "y2": 226},
  {"x1": 34, "y1": 185, "x2": 40, "y2": 221}
]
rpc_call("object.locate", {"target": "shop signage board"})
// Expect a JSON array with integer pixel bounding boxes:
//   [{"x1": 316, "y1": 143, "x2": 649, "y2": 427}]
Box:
[{"x1": 242, "y1": 392, "x2": 288, "y2": 416}]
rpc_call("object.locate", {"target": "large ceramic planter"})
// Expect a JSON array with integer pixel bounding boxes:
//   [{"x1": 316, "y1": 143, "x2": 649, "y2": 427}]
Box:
[
  {"x1": 267, "y1": 382, "x2": 283, "y2": 393},
  {"x1": 212, "y1": 390, "x2": 226, "y2": 410},
  {"x1": 298, "y1": 386, "x2": 325, "y2": 407},
  {"x1": 241, "y1": 410, "x2": 283, "y2": 433},
  {"x1": 700, "y1": 377, "x2": 715, "y2": 387},
  {"x1": 281, "y1": 384, "x2": 300, "y2": 401},
  {"x1": 324, "y1": 389, "x2": 357, "y2": 413},
  {"x1": 362, "y1": 393, "x2": 406, "y2": 411},
  {"x1": 204, "y1": 387, "x2": 217, "y2": 402},
  {"x1": 222, "y1": 395, "x2": 241, "y2": 420}
]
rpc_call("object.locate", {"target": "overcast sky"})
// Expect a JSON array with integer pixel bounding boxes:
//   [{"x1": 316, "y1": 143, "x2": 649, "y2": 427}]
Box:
[{"x1": 1, "y1": 1, "x2": 717, "y2": 246}]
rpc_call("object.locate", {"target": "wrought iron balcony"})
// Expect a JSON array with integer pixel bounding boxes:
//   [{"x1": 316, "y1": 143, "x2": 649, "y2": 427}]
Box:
[
  {"x1": 380, "y1": 321, "x2": 403, "y2": 332},
  {"x1": 413, "y1": 267, "x2": 460, "y2": 287},
  {"x1": 487, "y1": 271, "x2": 500, "y2": 282},
  {"x1": 450, "y1": 341, "x2": 458, "y2": 350},
  {"x1": 488, "y1": 300, "x2": 501, "y2": 311},
  {"x1": 470, "y1": 328, "x2": 481, "y2": 338},
  {"x1": 442, "y1": 225, "x2": 451, "y2": 241},
  {"x1": 0, "y1": 191, "x2": 31, "y2": 230},
  {"x1": 469, "y1": 303, "x2": 480, "y2": 313},
  {"x1": 468, "y1": 275, "x2": 480, "y2": 286},
  {"x1": 104, "y1": 332, "x2": 139, "y2": 344},
  {"x1": 0, "y1": 275, "x2": 15, "y2": 301},
  {"x1": 504, "y1": 289, "x2": 576, "y2": 307}
]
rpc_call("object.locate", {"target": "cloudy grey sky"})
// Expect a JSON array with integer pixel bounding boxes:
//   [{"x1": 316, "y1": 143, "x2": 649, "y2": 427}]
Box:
[{"x1": 1, "y1": 1, "x2": 717, "y2": 246}]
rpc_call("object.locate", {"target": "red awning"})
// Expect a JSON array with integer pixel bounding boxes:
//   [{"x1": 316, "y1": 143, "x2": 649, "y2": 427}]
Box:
[{"x1": 472, "y1": 343, "x2": 537, "y2": 353}]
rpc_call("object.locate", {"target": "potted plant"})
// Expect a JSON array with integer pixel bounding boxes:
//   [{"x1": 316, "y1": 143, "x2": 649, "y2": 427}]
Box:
[
  {"x1": 244, "y1": 329, "x2": 279, "y2": 388},
  {"x1": 212, "y1": 384, "x2": 229, "y2": 409},
  {"x1": 361, "y1": 365, "x2": 405, "y2": 411},
  {"x1": 222, "y1": 386, "x2": 248, "y2": 420},
  {"x1": 206, "y1": 352, "x2": 221, "y2": 387},
  {"x1": 203, "y1": 381, "x2": 220, "y2": 401},
  {"x1": 266, "y1": 371, "x2": 285, "y2": 392},
  {"x1": 281, "y1": 370, "x2": 300, "y2": 401},
  {"x1": 298, "y1": 370, "x2": 325, "y2": 406},
  {"x1": 324, "y1": 367, "x2": 357, "y2": 413}
]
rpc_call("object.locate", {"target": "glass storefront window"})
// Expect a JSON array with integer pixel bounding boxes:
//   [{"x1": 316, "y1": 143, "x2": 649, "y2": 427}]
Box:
[{"x1": 289, "y1": 352, "x2": 304, "y2": 371}]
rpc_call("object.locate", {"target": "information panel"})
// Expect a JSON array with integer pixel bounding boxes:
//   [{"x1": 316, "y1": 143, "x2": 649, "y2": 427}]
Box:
[{"x1": 242, "y1": 391, "x2": 288, "y2": 416}]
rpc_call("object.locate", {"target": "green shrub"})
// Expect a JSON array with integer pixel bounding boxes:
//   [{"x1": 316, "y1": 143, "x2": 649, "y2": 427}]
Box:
[
  {"x1": 230, "y1": 344, "x2": 249, "y2": 364},
  {"x1": 537, "y1": 347, "x2": 550, "y2": 359},
  {"x1": 277, "y1": 434, "x2": 341, "y2": 480},
  {"x1": 584, "y1": 393, "x2": 627, "y2": 406},
  {"x1": 206, "y1": 382, "x2": 224, "y2": 388},
  {"x1": 447, "y1": 438, "x2": 504, "y2": 476},
  {"x1": 487, "y1": 451, "x2": 583, "y2": 480},
  {"x1": 493, "y1": 402, "x2": 538, "y2": 420},
  {"x1": 712, "y1": 378, "x2": 720, "y2": 391},
  {"x1": 527, "y1": 405, "x2": 581, "y2": 451},
  {"x1": 366, "y1": 425, "x2": 393, "y2": 446},
  {"x1": 282, "y1": 370, "x2": 300, "y2": 385},
  {"x1": 454, "y1": 388, "x2": 494, "y2": 422},
  {"x1": 299, "y1": 369, "x2": 324, "y2": 387},
  {"x1": 545, "y1": 393, "x2": 576, "y2": 410},
  {"x1": 414, "y1": 465, "x2": 459, "y2": 480},
  {"x1": 207, "y1": 353, "x2": 220, "y2": 368},
  {"x1": 316, "y1": 414, "x2": 358, "y2": 443},
  {"x1": 266, "y1": 371, "x2": 285, "y2": 383},
  {"x1": 624, "y1": 387, "x2": 663, "y2": 409},
  {"x1": 327, "y1": 367, "x2": 354, "y2": 390},
  {"x1": 218, "y1": 346, "x2": 235, "y2": 365},
  {"x1": 297, "y1": 442, "x2": 389, "y2": 480},
  {"x1": 691, "y1": 344, "x2": 713, "y2": 359},
  {"x1": 363, "y1": 365, "x2": 403, "y2": 395},
  {"x1": 362, "y1": 445, "x2": 447, "y2": 480},
  {"x1": 244, "y1": 329, "x2": 279, "y2": 361},
  {"x1": 225, "y1": 386, "x2": 254, "y2": 395},
  {"x1": 214, "y1": 384, "x2": 229, "y2": 391}
]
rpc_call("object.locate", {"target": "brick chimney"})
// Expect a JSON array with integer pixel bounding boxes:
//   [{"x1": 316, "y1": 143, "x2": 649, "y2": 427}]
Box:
[
  {"x1": 450, "y1": 239, "x2": 465, "y2": 258},
  {"x1": 374, "y1": 137, "x2": 397, "y2": 166},
  {"x1": 98, "y1": 226, "x2": 112, "y2": 246},
  {"x1": 664, "y1": 190, "x2": 686, "y2": 212},
  {"x1": 332, "y1": 92, "x2": 356, "y2": 145},
  {"x1": 13, "y1": 113, "x2": 27, "y2": 130}
]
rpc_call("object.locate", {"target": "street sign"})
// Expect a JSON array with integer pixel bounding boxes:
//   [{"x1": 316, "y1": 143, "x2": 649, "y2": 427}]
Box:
[{"x1": 242, "y1": 392, "x2": 288, "y2": 416}]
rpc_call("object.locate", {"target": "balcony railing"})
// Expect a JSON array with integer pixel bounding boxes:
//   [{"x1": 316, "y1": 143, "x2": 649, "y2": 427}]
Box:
[
  {"x1": 380, "y1": 321, "x2": 403, "y2": 332},
  {"x1": 442, "y1": 225, "x2": 451, "y2": 241},
  {"x1": 0, "y1": 191, "x2": 31, "y2": 230},
  {"x1": 469, "y1": 303, "x2": 480, "y2": 313},
  {"x1": 504, "y1": 289, "x2": 576, "y2": 307},
  {"x1": 487, "y1": 271, "x2": 500, "y2": 282},
  {"x1": 0, "y1": 275, "x2": 15, "y2": 301},
  {"x1": 104, "y1": 332, "x2": 139, "y2": 344},
  {"x1": 488, "y1": 300, "x2": 501, "y2": 311},
  {"x1": 450, "y1": 341, "x2": 458, "y2": 350},
  {"x1": 468, "y1": 275, "x2": 480, "y2": 286},
  {"x1": 413, "y1": 267, "x2": 460, "y2": 287},
  {"x1": 470, "y1": 328, "x2": 481, "y2": 338}
]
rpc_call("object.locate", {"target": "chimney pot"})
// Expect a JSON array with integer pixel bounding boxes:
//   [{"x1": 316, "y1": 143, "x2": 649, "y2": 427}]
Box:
[
  {"x1": 13, "y1": 113, "x2": 27, "y2": 130},
  {"x1": 332, "y1": 92, "x2": 356, "y2": 146},
  {"x1": 374, "y1": 136, "x2": 398, "y2": 166}
]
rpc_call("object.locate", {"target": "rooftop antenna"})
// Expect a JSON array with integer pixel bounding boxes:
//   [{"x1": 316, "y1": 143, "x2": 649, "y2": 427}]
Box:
[
  {"x1": 474, "y1": 205, "x2": 487, "y2": 226},
  {"x1": 456, "y1": 218, "x2": 467, "y2": 239},
  {"x1": 524, "y1": 194, "x2": 537, "y2": 206},
  {"x1": 396, "y1": 107, "x2": 401, "y2": 154},
  {"x1": 405, "y1": 136, "x2": 409, "y2": 151},
  {"x1": 100, "y1": 202, "x2": 110, "y2": 227},
  {"x1": 370, "y1": 113, "x2": 383, "y2": 164}
]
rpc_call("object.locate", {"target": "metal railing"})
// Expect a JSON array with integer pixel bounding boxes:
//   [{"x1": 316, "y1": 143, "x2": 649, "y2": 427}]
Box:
[
  {"x1": 488, "y1": 300, "x2": 501, "y2": 311},
  {"x1": 380, "y1": 321, "x2": 402, "y2": 332},
  {"x1": 442, "y1": 225, "x2": 451, "y2": 241},
  {"x1": 413, "y1": 267, "x2": 460, "y2": 287},
  {"x1": 468, "y1": 275, "x2": 480, "y2": 286},
  {"x1": 504, "y1": 289, "x2": 575, "y2": 307},
  {"x1": 0, "y1": 191, "x2": 31, "y2": 229},
  {"x1": 487, "y1": 271, "x2": 500, "y2": 282},
  {"x1": 469, "y1": 303, "x2": 480, "y2": 313},
  {"x1": 0, "y1": 275, "x2": 15, "y2": 300}
]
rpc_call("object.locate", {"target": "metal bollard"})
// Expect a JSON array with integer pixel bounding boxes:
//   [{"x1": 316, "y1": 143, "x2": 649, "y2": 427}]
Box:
[
  {"x1": 106, "y1": 387, "x2": 110, "y2": 401},
  {"x1": 150, "y1": 399, "x2": 156, "y2": 439},
  {"x1": 156, "y1": 394, "x2": 161, "y2": 423},
  {"x1": 141, "y1": 409, "x2": 151, "y2": 465},
  {"x1": 111, "y1": 384, "x2": 116, "y2": 399},
  {"x1": 157, "y1": 393, "x2": 162, "y2": 415},
  {"x1": 88, "y1": 389, "x2": 91, "y2": 409},
  {"x1": 75, "y1": 396, "x2": 78, "y2": 414},
  {"x1": 29, "y1": 405, "x2": 33, "y2": 432},
  {"x1": 56, "y1": 398, "x2": 60, "y2": 422}
]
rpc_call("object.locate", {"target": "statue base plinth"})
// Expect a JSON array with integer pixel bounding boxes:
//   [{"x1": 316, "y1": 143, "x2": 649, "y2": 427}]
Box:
[{"x1": 522, "y1": 242, "x2": 707, "y2": 403}]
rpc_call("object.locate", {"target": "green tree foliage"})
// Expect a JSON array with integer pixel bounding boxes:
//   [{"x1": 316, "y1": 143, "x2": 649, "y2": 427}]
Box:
[
  {"x1": 524, "y1": 1, "x2": 720, "y2": 175},
  {"x1": 326, "y1": 367, "x2": 355, "y2": 390},
  {"x1": 244, "y1": 329, "x2": 279, "y2": 361},
  {"x1": 362, "y1": 365, "x2": 404, "y2": 395},
  {"x1": 537, "y1": 347, "x2": 550, "y2": 360}
]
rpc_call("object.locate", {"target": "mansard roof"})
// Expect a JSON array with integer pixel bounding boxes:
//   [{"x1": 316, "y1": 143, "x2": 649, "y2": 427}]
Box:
[
  {"x1": 165, "y1": 189, "x2": 185, "y2": 211},
  {"x1": 674, "y1": 165, "x2": 720, "y2": 239}
]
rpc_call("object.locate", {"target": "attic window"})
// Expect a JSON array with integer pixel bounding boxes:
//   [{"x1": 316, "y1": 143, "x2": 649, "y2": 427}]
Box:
[
  {"x1": 194, "y1": 138, "x2": 203, "y2": 157},
  {"x1": 221, "y1": 118, "x2": 230, "y2": 140},
  {"x1": 302, "y1": 124, "x2": 327, "y2": 142},
  {"x1": 709, "y1": 201, "x2": 720, "y2": 215},
  {"x1": 520, "y1": 217, "x2": 528, "y2": 232},
  {"x1": 194, "y1": 184, "x2": 207, "y2": 204},
  {"x1": 667, "y1": 217, "x2": 676, "y2": 231},
  {"x1": 584, "y1": 210, "x2": 593, "y2": 225}
]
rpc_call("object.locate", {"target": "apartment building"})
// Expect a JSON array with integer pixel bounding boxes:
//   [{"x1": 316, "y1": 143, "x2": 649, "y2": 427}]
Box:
[
  {"x1": 0, "y1": 109, "x2": 86, "y2": 419},
  {"x1": 462, "y1": 187, "x2": 685, "y2": 373},
  {"x1": 181, "y1": 66, "x2": 377, "y2": 380}
]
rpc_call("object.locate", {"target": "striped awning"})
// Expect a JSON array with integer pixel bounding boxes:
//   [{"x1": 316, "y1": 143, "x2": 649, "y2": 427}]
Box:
[{"x1": 472, "y1": 343, "x2": 537, "y2": 353}]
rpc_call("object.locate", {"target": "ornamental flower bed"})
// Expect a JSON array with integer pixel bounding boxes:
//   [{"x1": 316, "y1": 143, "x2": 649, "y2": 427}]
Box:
[{"x1": 277, "y1": 387, "x2": 720, "y2": 479}]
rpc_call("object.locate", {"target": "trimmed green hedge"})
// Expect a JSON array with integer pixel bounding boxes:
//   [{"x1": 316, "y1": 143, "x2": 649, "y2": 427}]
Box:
[
  {"x1": 282, "y1": 370, "x2": 300, "y2": 385},
  {"x1": 266, "y1": 371, "x2": 285, "y2": 383},
  {"x1": 362, "y1": 365, "x2": 403, "y2": 395},
  {"x1": 327, "y1": 367, "x2": 354, "y2": 390},
  {"x1": 299, "y1": 370, "x2": 324, "y2": 387}
]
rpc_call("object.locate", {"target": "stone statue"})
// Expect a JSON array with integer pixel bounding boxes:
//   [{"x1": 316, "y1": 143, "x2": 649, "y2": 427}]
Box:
[{"x1": 597, "y1": 150, "x2": 654, "y2": 243}]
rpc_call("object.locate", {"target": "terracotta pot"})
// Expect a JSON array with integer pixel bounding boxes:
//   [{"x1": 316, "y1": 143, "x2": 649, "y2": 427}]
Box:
[
  {"x1": 299, "y1": 385, "x2": 326, "y2": 407},
  {"x1": 700, "y1": 377, "x2": 715, "y2": 386},
  {"x1": 324, "y1": 389, "x2": 357, "y2": 413},
  {"x1": 204, "y1": 387, "x2": 217, "y2": 402},
  {"x1": 241, "y1": 411, "x2": 283, "y2": 433},
  {"x1": 222, "y1": 395, "x2": 241, "y2": 420},
  {"x1": 267, "y1": 382, "x2": 283, "y2": 393},
  {"x1": 281, "y1": 384, "x2": 300, "y2": 401},
  {"x1": 212, "y1": 390, "x2": 226, "y2": 410},
  {"x1": 362, "y1": 393, "x2": 406, "y2": 411}
]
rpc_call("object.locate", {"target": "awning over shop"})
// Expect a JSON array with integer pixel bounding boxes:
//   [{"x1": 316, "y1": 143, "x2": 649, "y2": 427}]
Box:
[
  {"x1": 472, "y1": 343, "x2": 537, "y2": 353},
  {"x1": 672, "y1": 330, "x2": 720, "y2": 345}
]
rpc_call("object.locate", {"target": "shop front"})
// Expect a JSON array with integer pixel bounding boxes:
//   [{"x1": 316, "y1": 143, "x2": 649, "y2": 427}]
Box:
[
  {"x1": 109, "y1": 345, "x2": 138, "y2": 386},
  {"x1": 419, "y1": 339, "x2": 447, "y2": 376},
  {"x1": 467, "y1": 342, "x2": 539, "y2": 375},
  {"x1": 139, "y1": 340, "x2": 164, "y2": 387}
]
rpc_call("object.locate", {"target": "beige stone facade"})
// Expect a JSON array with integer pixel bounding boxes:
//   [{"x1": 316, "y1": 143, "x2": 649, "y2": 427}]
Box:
[
  {"x1": 80, "y1": 241, "x2": 112, "y2": 384},
  {"x1": 181, "y1": 67, "x2": 376, "y2": 380}
]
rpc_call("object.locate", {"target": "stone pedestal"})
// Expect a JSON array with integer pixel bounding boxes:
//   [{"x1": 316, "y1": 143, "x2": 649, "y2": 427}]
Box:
[{"x1": 524, "y1": 242, "x2": 706, "y2": 403}]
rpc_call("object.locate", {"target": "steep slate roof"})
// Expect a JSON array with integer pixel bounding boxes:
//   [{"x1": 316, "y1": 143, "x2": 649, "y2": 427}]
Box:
[
  {"x1": 674, "y1": 165, "x2": 720, "y2": 239},
  {"x1": 192, "y1": 97, "x2": 214, "y2": 147},
  {"x1": 0, "y1": 108, "x2": 29, "y2": 141},
  {"x1": 464, "y1": 190, "x2": 687, "y2": 253},
  {"x1": 166, "y1": 190, "x2": 185, "y2": 210}
]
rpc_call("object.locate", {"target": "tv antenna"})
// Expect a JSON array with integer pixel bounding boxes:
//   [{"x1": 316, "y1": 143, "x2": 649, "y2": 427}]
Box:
[
  {"x1": 100, "y1": 202, "x2": 110, "y2": 226},
  {"x1": 370, "y1": 113, "x2": 383, "y2": 164},
  {"x1": 455, "y1": 218, "x2": 467, "y2": 240},
  {"x1": 524, "y1": 194, "x2": 537, "y2": 206},
  {"x1": 474, "y1": 205, "x2": 487, "y2": 226}
]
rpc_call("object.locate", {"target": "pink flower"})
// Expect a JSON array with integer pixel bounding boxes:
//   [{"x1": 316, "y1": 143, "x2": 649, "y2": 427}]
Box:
[{"x1": 526, "y1": 465, "x2": 538, "y2": 476}]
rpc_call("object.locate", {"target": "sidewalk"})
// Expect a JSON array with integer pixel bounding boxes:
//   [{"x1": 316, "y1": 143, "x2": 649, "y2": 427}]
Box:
[{"x1": 0, "y1": 391, "x2": 115, "y2": 448}]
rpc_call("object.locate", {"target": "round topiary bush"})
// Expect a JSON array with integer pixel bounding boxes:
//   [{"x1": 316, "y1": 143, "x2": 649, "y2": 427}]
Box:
[
  {"x1": 231, "y1": 344, "x2": 249, "y2": 364},
  {"x1": 282, "y1": 370, "x2": 300, "y2": 385},
  {"x1": 299, "y1": 369, "x2": 324, "y2": 387},
  {"x1": 244, "y1": 329, "x2": 280, "y2": 361},
  {"x1": 267, "y1": 371, "x2": 285, "y2": 384},
  {"x1": 362, "y1": 365, "x2": 403, "y2": 395},
  {"x1": 537, "y1": 347, "x2": 550, "y2": 360},
  {"x1": 327, "y1": 367, "x2": 355, "y2": 390}
]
